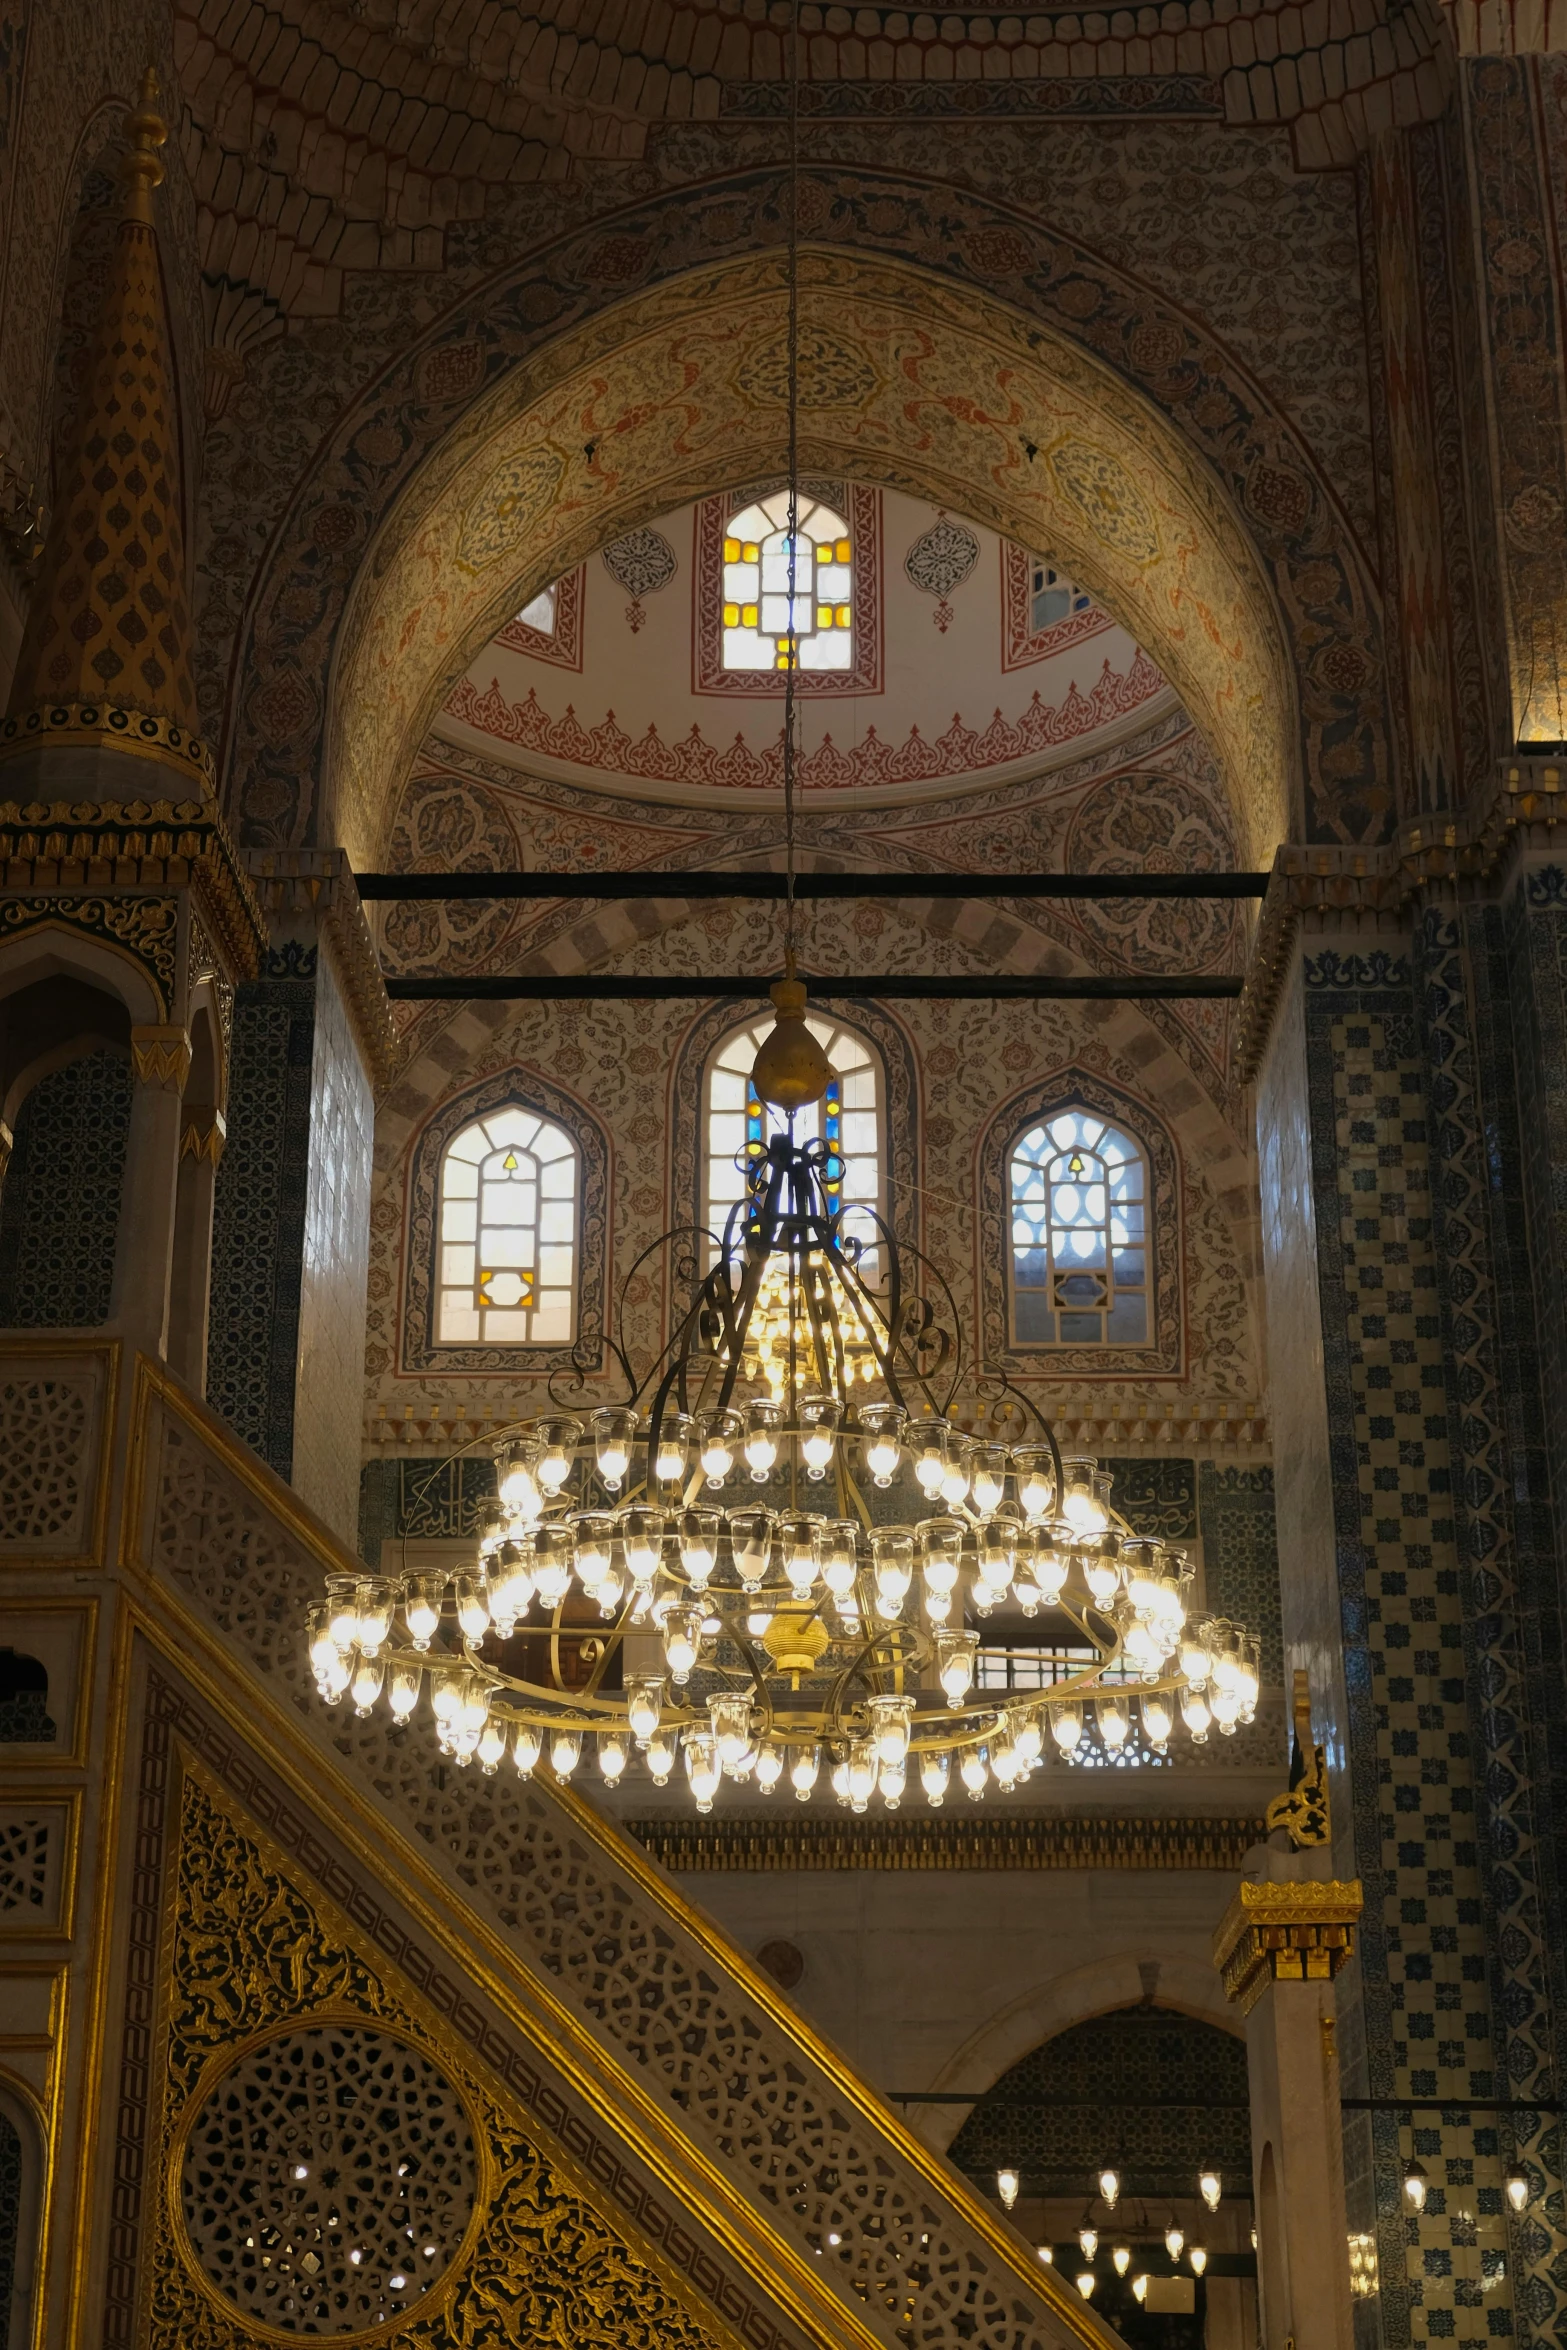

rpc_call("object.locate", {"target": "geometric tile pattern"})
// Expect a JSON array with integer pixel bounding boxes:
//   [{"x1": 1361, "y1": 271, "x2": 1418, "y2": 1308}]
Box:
[
  {"x1": 0, "y1": 1049, "x2": 132, "y2": 1327},
  {"x1": 0, "y1": 1816, "x2": 50, "y2": 1913},
  {"x1": 1199, "y1": 1465, "x2": 1284, "y2": 1683},
  {"x1": 0, "y1": 1377, "x2": 89, "y2": 1545},
  {"x1": 946, "y1": 2008, "x2": 1252, "y2": 2202},
  {"x1": 206, "y1": 968, "x2": 318, "y2": 1478},
  {"x1": 1306, "y1": 957, "x2": 1527, "y2": 2344}
]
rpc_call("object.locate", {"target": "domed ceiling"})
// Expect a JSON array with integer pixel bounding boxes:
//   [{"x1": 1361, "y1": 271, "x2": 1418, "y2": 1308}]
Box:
[{"x1": 433, "y1": 487, "x2": 1175, "y2": 808}]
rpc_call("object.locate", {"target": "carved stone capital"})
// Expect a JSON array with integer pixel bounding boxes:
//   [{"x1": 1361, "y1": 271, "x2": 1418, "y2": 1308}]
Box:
[
  {"x1": 1212, "y1": 1879, "x2": 1363, "y2": 2014},
  {"x1": 131, "y1": 1022, "x2": 192, "y2": 1090},
  {"x1": 179, "y1": 1107, "x2": 226, "y2": 1164}
]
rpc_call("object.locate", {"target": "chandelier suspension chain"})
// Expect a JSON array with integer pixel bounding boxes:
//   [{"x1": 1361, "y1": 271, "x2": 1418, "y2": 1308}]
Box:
[{"x1": 782, "y1": 0, "x2": 802, "y2": 970}]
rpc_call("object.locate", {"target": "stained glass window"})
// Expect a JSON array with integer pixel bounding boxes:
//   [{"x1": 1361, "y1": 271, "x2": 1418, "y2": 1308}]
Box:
[
  {"x1": 721, "y1": 490, "x2": 853, "y2": 673},
  {"x1": 704, "y1": 1015, "x2": 882, "y2": 1273},
  {"x1": 1009, "y1": 1109, "x2": 1149, "y2": 1346},
  {"x1": 436, "y1": 1107, "x2": 577, "y2": 1345},
  {"x1": 1029, "y1": 560, "x2": 1093, "y2": 634}
]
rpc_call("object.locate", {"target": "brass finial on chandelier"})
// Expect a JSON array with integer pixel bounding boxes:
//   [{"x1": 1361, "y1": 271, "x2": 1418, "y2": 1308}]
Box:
[{"x1": 751, "y1": 951, "x2": 831, "y2": 1111}]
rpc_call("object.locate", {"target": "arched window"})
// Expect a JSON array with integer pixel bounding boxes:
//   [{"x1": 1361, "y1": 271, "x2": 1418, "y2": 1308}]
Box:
[
  {"x1": 722, "y1": 490, "x2": 854, "y2": 673},
  {"x1": 704, "y1": 1015, "x2": 883, "y2": 1272},
  {"x1": 435, "y1": 1106, "x2": 577, "y2": 1346},
  {"x1": 1009, "y1": 1107, "x2": 1150, "y2": 1346}
]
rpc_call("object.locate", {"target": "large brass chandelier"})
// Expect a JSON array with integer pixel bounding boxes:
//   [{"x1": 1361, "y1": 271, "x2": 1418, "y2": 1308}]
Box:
[
  {"x1": 308, "y1": 0, "x2": 1259, "y2": 1806},
  {"x1": 308, "y1": 1136, "x2": 1259, "y2": 1809}
]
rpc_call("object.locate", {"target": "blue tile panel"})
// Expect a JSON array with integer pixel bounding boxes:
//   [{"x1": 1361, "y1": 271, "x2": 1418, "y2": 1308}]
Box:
[
  {"x1": 205, "y1": 955, "x2": 317, "y2": 1476},
  {"x1": 1198, "y1": 1464, "x2": 1284, "y2": 1683},
  {"x1": 0, "y1": 1047, "x2": 132, "y2": 1327},
  {"x1": 1303, "y1": 948, "x2": 1563, "y2": 2345}
]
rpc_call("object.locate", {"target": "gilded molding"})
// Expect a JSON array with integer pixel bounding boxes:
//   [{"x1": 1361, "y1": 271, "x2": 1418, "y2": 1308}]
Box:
[
  {"x1": 1212, "y1": 1878, "x2": 1363, "y2": 2015},
  {"x1": 178, "y1": 1111, "x2": 226, "y2": 1164},
  {"x1": 0, "y1": 891, "x2": 180, "y2": 1015},
  {"x1": 1262, "y1": 1668, "x2": 1332, "y2": 1849},
  {"x1": 0, "y1": 799, "x2": 264, "y2": 988},
  {"x1": 130, "y1": 1024, "x2": 191, "y2": 1091},
  {"x1": 629, "y1": 1813, "x2": 1269, "y2": 1873}
]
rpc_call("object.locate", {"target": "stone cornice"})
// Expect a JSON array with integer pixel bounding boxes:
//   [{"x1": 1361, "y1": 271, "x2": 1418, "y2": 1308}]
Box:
[
  {"x1": 0, "y1": 795, "x2": 264, "y2": 983},
  {"x1": 1234, "y1": 759, "x2": 1567, "y2": 1080}
]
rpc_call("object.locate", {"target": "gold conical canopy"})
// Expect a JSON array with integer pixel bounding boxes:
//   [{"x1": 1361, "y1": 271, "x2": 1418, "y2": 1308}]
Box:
[{"x1": 0, "y1": 68, "x2": 211, "y2": 793}]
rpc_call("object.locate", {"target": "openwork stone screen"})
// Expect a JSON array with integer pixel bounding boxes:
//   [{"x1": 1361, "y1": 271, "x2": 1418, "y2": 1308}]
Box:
[
  {"x1": 704, "y1": 1015, "x2": 882, "y2": 1271},
  {"x1": 435, "y1": 1105, "x2": 577, "y2": 1346},
  {"x1": 1009, "y1": 1109, "x2": 1150, "y2": 1346},
  {"x1": 180, "y1": 2024, "x2": 476, "y2": 2333}
]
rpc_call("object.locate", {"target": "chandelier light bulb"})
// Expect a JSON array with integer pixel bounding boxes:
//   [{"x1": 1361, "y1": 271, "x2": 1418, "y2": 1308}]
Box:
[
  {"x1": 858, "y1": 1402, "x2": 905, "y2": 1487},
  {"x1": 1061, "y1": 1458, "x2": 1111, "y2": 1533},
  {"x1": 535, "y1": 1416, "x2": 582, "y2": 1493},
  {"x1": 645, "y1": 1730, "x2": 677, "y2": 1786},
  {"x1": 1036, "y1": 2244, "x2": 1053, "y2": 2266},
  {"x1": 355, "y1": 1579, "x2": 395, "y2": 1655},
  {"x1": 1142, "y1": 1692, "x2": 1175, "y2": 1749},
  {"x1": 597, "y1": 1733, "x2": 628, "y2": 1783},
  {"x1": 697, "y1": 1407, "x2": 740, "y2": 1486},
  {"x1": 790, "y1": 1743, "x2": 821, "y2": 1800},
  {"x1": 651, "y1": 1412, "x2": 692, "y2": 1488},
  {"x1": 936, "y1": 1629, "x2": 978, "y2": 1708},
  {"x1": 996, "y1": 2169, "x2": 1020, "y2": 2210},
  {"x1": 1098, "y1": 2167, "x2": 1121, "y2": 2211},
  {"x1": 571, "y1": 1510, "x2": 614, "y2": 1591},
  {"x1": 709, "y1": 1694, "x2": 755, "y2": 1771},
  {"x1": 620, "y1": 1506, "x2": 664, "y2": 1587},
  {"x1": 872, "y1": 1529, "x2": 913, "y2": 1618},
  {"x1": 325, "y1": 1575, "x2": 362, "y2": 1653},
  {"x1": 532, "y1": 1529, "x2": 575, "y2": 1608},
  {"x1": 1181, "y1": 1689, "x2": 1212, "y2": 1744},
  {"x1": 754, "y1": 1741, "x2": 785, "y2": 1792},
  {"x1": 307, "y1": 1608, "x2": 341, "y2": 1677},
  {"x1": 920, "y1": 1751, "x2": 950, "y2": 1806},
  {"x1": 909, "y1": 1418, "x2": 949, "y2": 1499},
  {"x1": 1198, "y1": 2167, "x2": 1221, "y2": 2213},
  {"x1": 744, "y1": 1399, "x2": 781, "y2": 1479},
  {"x1": 388, "y1": 1662, "x2": 422, "y2": 1721},
  {"x1": 590, "y1": 1406, "x2": 637, "y2": 1492},
  {"x1": 1188, "y1": 2245, "x2": 1207, "y2": 2277},
  {"x1": 350, "y1": 1650, "x2": 384, "y2": 1715},
  {"x1": 1011, "y1": 1444, "x2": 1055, "y2": 1522},
  {"x1": 549, "y1": 1730, "x2": 581, "y2": 1778},
  {"x1": 488, "y1": 1542, "x2": 535, "y2": 1631},
  {"x1": 800, "y1": 1394, "x2": 841, "y2": 1478},
  {"x1": 1078, "y1": 2226, "x2": 1098, "y2": 2260},
  {"x1": 662, "y1": 1603, "x2": 705, "y2": 1684},
  {"x1": 1164, "y1": 2224, "x2": 1185, "y2": 2260},
  {"x1": 677, "y1": 1507, "x2": 721, "y2": 1588},
  {"x1": 477, "y1": 1718, "x2": 507, "y2": 1773},
  {"x1": 1505, "y1": 2163, "x2": 1529, "y2": 2213},
  {"x1": 452, "y1": 1574, "x2": 492, "y2": 1642},
  {"x1": 512, "y1": 1723, "x2": 542, "y2": 1777},
  {"x1": 1403, "y1": 2159, "x2": 1429, "y2": 2212},
  {"x1": 403, "y1": 1573, "x2": 442, "y2": 1650},
  {"x1": 684, "y1": 1731, "x2": 722, "y2": 1813},
  {"x1": 1050, "y1": 1702, "x2": 1084, "y2": 1755},
  {"x1": 498, "y1": 1439, "x2": 543, "y2": 1514},
  {"x1": 1096, "y1": 1697, "x2": 1131, "y2": 1752},
  {"x1": 960, "y1": 1748, "x2": 988, "y2": 1798},
  {"x1": 1074, "y1": 2272, "x2": 1095, "y2": 2301},
  {"x1": 1112, "y1": 2244, "x2": 1131, "y2": 2278},
  {"x1": 1132, "y1": 2275, "x2": 1148, "y2": 2306},
  {"x1": 969, "y1": 1443, "x2": 1007, "y2": 1515},
  {"x1": 939, "y1": 1433, "x2": 972, "y2": 1507},
  {"x1": 626, "y1": 1676, "x2": 664, "y2": 1745}
]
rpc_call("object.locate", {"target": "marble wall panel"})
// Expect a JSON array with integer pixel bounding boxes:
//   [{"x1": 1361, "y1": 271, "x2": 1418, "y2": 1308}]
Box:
[{"x1": 291, "y1": 943, "x2": 375, "y2": 1545}]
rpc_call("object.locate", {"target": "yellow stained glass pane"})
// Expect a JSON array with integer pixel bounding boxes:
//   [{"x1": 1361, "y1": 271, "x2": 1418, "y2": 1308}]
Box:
[
  {"x1": 742, "y1": 603, "x2": 758, "y2": 625},
  {"x1": 743, "y1": 541, "x2": 760, "y2": 560},
  {"x1": 837, "y1": 604, "x2": 851, "y2": 627},
  {"x1": 723, "y1": 535, "x2": 741, "y2": 561},
  {"x1": 723, "y1": 601, "x2": 740, "y2": 626},
  {"x1": 836, "y1": 538, "x2": 851, "y2": 561},
  {"x1": 817, "y1": 604, "x2": 832, "y2": 628}
]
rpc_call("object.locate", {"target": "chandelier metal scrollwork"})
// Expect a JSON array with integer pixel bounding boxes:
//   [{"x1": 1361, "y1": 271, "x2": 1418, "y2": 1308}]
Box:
[{"x1": 308, "y1": 1131, "x2": 1260, "y2": 1814}]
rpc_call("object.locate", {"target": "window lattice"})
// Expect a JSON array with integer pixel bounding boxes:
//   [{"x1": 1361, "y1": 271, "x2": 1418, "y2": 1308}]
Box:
[
  {"x1": 0, "y1": 1818, "x2": 49, "y2": 1913},
  {"x1": 435, "y1": 1106, "x2": 577, "y2": 1347},
  {"x1": 704, "y1": 1016, "x2": 882, "y2": 1274},
  {"x1": 180, "y1": 2025, "x2": 476, "y2": 2334},
  {"x1": 1009, "y1": 1108, "x2": 1150, "y2": 1346},
  {"x1": 722, "y1": 490, "x2": 853, "y2": 673}
]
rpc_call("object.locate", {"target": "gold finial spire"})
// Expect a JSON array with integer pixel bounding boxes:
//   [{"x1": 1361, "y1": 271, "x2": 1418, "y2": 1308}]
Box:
[{"x1": 0, "y1": 65, "x2": 211, "y2": 794}]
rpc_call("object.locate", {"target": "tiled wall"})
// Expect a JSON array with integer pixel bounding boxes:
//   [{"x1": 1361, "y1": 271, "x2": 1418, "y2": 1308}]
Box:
[
  {"x1": 208, "y1": 942, "x2": 374, "y2": 1546},
  {"x1": 0, "y1": 1049, "x2": 132, "y2": 1328},
  {"x1": 1294, "y1": 943, "x2": 1565, "y2": 2348},
  {"x1": 292, "y1": 945, "x2": 374, "y2": 1544}
]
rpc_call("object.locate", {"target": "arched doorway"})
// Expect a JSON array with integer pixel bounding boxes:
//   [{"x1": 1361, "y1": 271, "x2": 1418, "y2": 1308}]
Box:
[{"x1": 947, "y1": 2005, "x2": 1256, "y2": 2349}]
